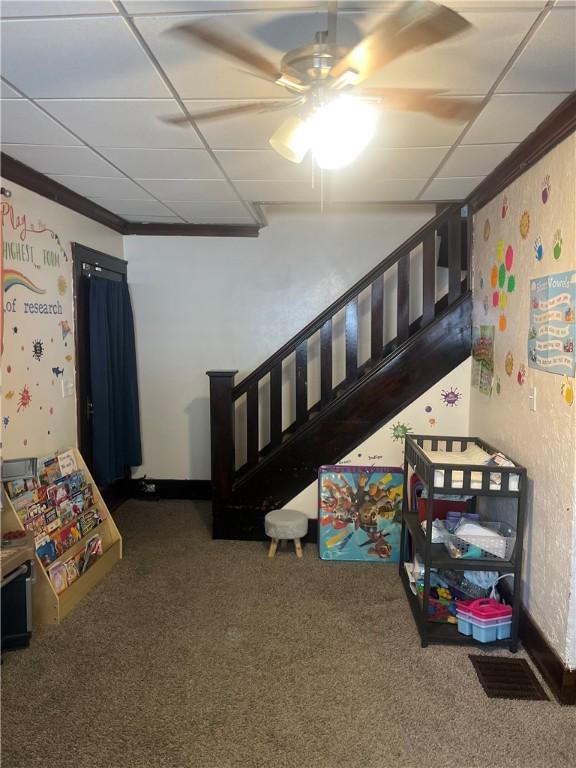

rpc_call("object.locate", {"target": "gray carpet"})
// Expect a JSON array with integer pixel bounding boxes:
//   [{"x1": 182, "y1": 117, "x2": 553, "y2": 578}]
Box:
[{"x1": 2, "y1": 500, "x2": 573, "y2": 768}]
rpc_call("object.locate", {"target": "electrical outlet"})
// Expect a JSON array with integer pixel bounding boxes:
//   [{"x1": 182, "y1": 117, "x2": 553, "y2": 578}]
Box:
[
  {"x1": 61, "y1": 379, "x2": 74, "y2": 398},
  {"x1": 529, "y1": 386, "x2": 537, "y2": 412}
]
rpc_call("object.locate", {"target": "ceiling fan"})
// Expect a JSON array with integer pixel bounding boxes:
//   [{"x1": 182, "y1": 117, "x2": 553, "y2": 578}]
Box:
[{"x1": 163, "y1": 1, "x2": 478, "y2": 169}]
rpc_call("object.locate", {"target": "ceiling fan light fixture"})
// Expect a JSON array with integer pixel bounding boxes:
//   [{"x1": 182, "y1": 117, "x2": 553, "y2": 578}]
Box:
[
  {"x1": 269, "y1": 115, "x2": 311, "y2": 163},
  {"x1": 309, "y1": 95, "x2": 378, "y2": 170}
]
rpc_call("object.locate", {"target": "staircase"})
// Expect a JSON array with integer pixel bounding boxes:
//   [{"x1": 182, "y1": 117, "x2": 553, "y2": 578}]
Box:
[{"x1": 208, "y1": 202, "x2": 472, "y2": 539}]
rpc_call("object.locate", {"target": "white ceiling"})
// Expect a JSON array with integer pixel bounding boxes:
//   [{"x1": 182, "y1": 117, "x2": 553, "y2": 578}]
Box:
[{"x1": 1, "y1": 0, "x2": 574, "y2": 226}]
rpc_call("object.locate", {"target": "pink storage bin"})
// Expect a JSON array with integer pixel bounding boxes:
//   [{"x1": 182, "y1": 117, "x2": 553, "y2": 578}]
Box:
[{"x1": 467, "y1": 598, "x2": 512, "y2": 621}]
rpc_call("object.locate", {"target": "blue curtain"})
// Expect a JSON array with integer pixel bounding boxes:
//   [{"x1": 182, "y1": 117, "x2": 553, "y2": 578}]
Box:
[{"x1": 89, "y1": 276, "x2": 142, "y2": 488}]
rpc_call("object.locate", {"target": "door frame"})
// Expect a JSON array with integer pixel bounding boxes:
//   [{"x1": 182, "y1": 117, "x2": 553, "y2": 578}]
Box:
[{"x1": 71, "y1": 243, "x2": 127, "y2": 472}]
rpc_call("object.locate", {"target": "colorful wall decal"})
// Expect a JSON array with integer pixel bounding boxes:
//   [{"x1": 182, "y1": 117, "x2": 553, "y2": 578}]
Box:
[
  {"x1": 59, "y1": 319, "x2": 72, "y2": 339},
  {"x1": 472, "y1": 325, "x2": 494, "y2": 396},
  {"x1": 483, "y1": 219, "x2": 491, "y2": 241},
  {"x1": 542, "y1": 175, "x2": 551, "y2": 204},
  {"x1": 553, "y1": 229, "x2": 563, "y2": 261},
  {"x1": 424, "y1": 405, "x2": 432, "y2": 413},
  {"x1": 440, "y1": 386, "x2": 462, "y2": 407},
  {"x1": 505, "y1": 351, "x2": 514, "y2": 376},
  {"x1": 5, "y1": 390, "x2": 15, "y2": 400},
  {"x1": 496, "y1": 239, "x2": 504, "y2": 263},
  {"x1": 390, "y1": 421, "x2": 413, "y2": 442},
  {"x1": 496, "y1": 376, "x2": 501, "y2": 395},
  {"x1": 534, "y1": 237, "x2": 543, "y2": 261},
  {"x1": 32, "y1": 338, "x2": 44, "y2": 361},
  {"x1": 499, "y1": 315, "x2": 507, "y2": 332},
  {"x1": 520, "y1": 211, "x2": 530, "y2": 239},
  {"x1": 428, "y1": 417, "x2": 437, "y2": 427},
  {"x1": 57, "y1": 275, "x2": 67, "y2": 295},
  {"x1": 3, "y1": 268, "x2": 46, "y2": 294},
  {"x1": 318, "y1": 465, "x2": 404, "y2": 562},
  {"x1": 529, "y1": 270, "x2": 575, "y2": 376},
  {"x1": 517, "y1": 365, "x2": 526, "y2": 386},
  {"x1": 17, "y1": 385, "x2": 32, "y2": 412},
  {"x1": 52, "y1": 366, "x2": 64, "y2": 378},
  {"x1": 501, "y1": 195, "x2": 509, "y2": 219},
  {"x1": 561, "y1": 377, "x2": 573, "y2": 406}
]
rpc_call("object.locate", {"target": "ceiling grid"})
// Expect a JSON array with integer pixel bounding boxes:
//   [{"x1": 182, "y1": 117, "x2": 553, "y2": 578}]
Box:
[{"x1": 0, "y1": 0, "x2": 574, "y2": 224}]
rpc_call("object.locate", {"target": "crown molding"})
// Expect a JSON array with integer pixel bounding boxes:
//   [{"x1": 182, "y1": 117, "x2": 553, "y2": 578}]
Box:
[{"x1": 467, "y1": 92, "x2": 576, "y2": 212}]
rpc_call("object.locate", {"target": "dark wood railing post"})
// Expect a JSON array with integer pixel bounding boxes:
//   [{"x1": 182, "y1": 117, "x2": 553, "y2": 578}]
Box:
[{"x1": 207, "y1": 370, "x2": 238, "y2": 537}]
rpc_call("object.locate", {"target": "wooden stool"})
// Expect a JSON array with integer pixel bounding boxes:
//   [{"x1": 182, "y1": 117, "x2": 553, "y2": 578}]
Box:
[{"x1": 264, "y1": 509, "x2": 308, "y2": 559}]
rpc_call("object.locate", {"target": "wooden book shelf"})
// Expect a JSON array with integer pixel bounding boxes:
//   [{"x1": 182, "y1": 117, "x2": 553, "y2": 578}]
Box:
[{"x1": 1, "y1": 447, "x2": 122, "y2": 626}]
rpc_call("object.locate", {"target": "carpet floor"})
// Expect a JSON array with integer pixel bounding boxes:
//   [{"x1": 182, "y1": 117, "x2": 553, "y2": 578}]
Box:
[{"x1": 2, "y1": 500, "x2": 573, "y2": 768}]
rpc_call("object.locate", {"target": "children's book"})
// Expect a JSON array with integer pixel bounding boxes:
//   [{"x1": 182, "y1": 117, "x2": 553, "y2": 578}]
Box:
[
  {"x1": 58, "y1": 522, "x2": 82, "y2": 553},
  {"x1": 57, "y1": 450, "x2": 78, "y2": 478},
  {"x1": 81, "y1": 535, "x2": 103, "y2": 573},
  {"x1": 36, "y1": 535, "x2": 58, "y2": 567},
  {"x1": 64, "y1": 557, "x2": 80, "y2": 585},
  {"x1": 47, "y1": 562, "x2": 68, "y2": 594}
]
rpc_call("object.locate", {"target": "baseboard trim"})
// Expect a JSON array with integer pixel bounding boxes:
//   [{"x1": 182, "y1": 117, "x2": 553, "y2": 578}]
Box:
[
  {"x1": 133, "y1": 479, "x2": 212, "y2": 501},
  {"x1": 102, "y1": 478, "x2": 132, "y2": 513},
  {"x1": 520, "y1": 608, "x2": 576, "y2": 705}
]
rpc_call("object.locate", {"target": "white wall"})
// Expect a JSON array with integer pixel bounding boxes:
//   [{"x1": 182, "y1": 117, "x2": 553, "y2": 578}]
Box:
[
  {"x1": 125, "y1": 205, "x2": 435, "y2": 480},
  {"x1": 285, "y1": 358, "x2": 471, "y2": 517},
  {"x1": 469, "y1": 134, "x2": 576, "y2": 667},
  {"x1": 1, "y1": 179, "x2": 124, "y2": 459}
]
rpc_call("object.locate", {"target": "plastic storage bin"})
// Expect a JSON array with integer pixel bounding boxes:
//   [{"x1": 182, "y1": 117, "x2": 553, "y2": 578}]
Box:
[
  {"x1": 456, "y1": 598, "x2": 513, "y2": 642},
  {"x1": 444, "y1": 521, "x2": 516, "y2": 560}
]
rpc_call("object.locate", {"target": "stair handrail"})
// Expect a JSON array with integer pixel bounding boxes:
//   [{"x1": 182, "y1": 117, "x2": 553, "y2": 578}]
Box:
[{"x1": 231, "y1": 200, "x2": 463, "y2": 399}]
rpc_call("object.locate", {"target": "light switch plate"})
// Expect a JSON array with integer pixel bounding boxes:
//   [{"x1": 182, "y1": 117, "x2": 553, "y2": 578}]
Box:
[{"x1": 61, "y1": 379, "x2": 74, "y2": 398}]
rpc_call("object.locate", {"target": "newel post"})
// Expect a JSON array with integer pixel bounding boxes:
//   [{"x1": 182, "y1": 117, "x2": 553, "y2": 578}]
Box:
[{"x1": 207, "y1": 370, "x2": 238, "y2": 536}]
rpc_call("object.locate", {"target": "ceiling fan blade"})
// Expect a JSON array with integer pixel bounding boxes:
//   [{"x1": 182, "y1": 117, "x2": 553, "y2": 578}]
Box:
[
  {"x1": 366, "y1": 89, "x2": 480, "y2": 122},
  {"x1": 161, "y1": 100, "x2": 296, "y2": 125},
  {"x1": 330, "y1": 1, "x2": 472, "y2": 85},
  {"x1": 168, "y1": 22, "x2": 284, "y2": 82}
]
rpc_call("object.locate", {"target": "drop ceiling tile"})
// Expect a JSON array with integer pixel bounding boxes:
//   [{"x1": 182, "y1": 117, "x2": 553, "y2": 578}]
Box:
[
  {"x1": 48, "y1": 175, "x2": 153, "y2": 199},
  {"x1": 1, "y1": 144, "x2": 123, "y2": 177},
  {"x1": 1, "y1": 100, "x2": 81, "y2": 145},
  {"x1": 87, "y1": 199, "x2": 176, "y2": 216},
  {"x1": 138, "y1": 179, "x2": 237, "y2": 201},
  {"x1": 1, "y1": 81, "x2": 21, "y2": 98},
  {"x1": 363, "y1": 9, "x2": 543, "y2": 93},
  {"x1": 0, "y1": 2, "x2": 116, "y2": 16},
  {"x1": 215, "y1": 150, "x2": 313, "y2": 181},
  {"x1": 463, "y1": 93, "x2": 571, "y2": 145},
  {"x1": 0, "y1": 17, "x2": 169, "y2": 98},
  {"x1": 38, "y1": 100, "x2": 203, "y2": 149},
  {"x1": 331, "y1": 147, "x2": 449, "y2": 181},
  {"x1": 372, "y1": 106, "x2": 475, "y2": 149},
  {"x1": 235, "y1": 180, "x2": 319, "y2": 203},
  {"x1": 329, "y1": 178, "x2": 426, "y2": 204},
  {"x1": 123, "y1": 215, "x2": 186, "y2": 223},
  {"x1": 438, "y1": 143, "x2": 519, "y2": 178},
  {"x1": 420, "y1": 177, "x2": 485, "y2": 201},
  {"x1": 124, "y1": 1, "x2": 321, "y2": 11},
  {"x1": 98, "y1": 147, "x2": 223, "y2": 179},
  {"x1": 497, "y1": 8, "x2": 576, "y2": 94},
  {"x1": 166, "y1": 201, "x2": 254, "y2": 221},
  {"x1": 184, "y1": 100, "x2": 300, "y2": 150}
]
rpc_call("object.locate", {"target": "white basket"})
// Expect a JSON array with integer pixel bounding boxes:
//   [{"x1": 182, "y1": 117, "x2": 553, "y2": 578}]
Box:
[{"x1": 444, "y1": 521, "x2": 516, "y2": 560}]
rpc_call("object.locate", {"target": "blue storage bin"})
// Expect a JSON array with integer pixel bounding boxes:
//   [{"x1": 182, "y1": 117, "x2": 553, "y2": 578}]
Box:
[{"x1": 457, "y1": 614, "x2": 472, "y2": 635}]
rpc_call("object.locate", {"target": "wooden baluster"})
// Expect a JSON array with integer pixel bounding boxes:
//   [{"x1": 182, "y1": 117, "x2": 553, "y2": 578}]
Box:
[
  {"x1": 206, "y1": 370, "x2": 238, "y2": 537},
  {"x1": 371, "y1": 274, "x2": 384, "y2": 361},
  {"x1": 270, "y1": 362, "x2": 282, "y2": 448},
  {"x1": 295, "y1": 340, "x2": 308, "y2": 425},
  {"x1": 320, "y1": 318, "x2": 333, "y2": 406},
  {"x1": 345, "y1": 297, "x2": 358, "y2": 380},
  {"x1": 448, "y1": 213, "x2": 462, "y2": 303},
  {"x1": 397, "y1": 253, "x2": 410, "y2": 343},
  {"x1": 246, "y1": 380, "x2": 259, "y2": 467},
  {"x1": 422, "y1": 229, "x2": 436, "y2": 326}
]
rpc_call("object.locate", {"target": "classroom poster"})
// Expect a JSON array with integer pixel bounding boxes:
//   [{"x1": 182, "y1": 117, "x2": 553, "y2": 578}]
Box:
[
  {"x1": 472, "y1": 324, "x2": 495, "y2": 396},
  {"x1": 528, "y1": 270, "x2": 575, "y2": 377}
]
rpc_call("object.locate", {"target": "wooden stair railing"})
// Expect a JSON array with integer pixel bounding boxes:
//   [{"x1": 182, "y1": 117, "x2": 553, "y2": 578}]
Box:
[{"x1": 207, "y1": 202, "x2": 470, "y2": 525}]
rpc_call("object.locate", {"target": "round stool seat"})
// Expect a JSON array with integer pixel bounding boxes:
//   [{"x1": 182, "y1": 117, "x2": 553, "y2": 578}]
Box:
[{"x1": 264, "y1": 508, "x2": 308, "y2": 540}]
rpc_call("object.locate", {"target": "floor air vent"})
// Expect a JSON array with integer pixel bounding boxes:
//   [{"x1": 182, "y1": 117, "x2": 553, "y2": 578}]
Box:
[{"x1": 469, "y1": 655, "x2": 549, "y2": 701}]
